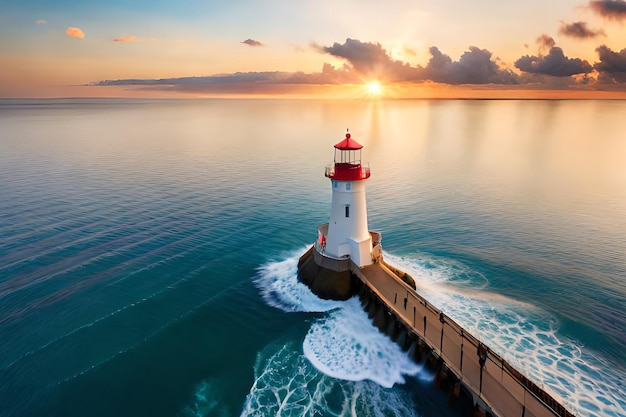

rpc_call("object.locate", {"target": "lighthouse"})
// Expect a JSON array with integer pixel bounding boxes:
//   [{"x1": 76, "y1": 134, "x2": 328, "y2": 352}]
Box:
[
  {"x1": 323, "y1": 132, "x2": 372, "y2": 267},
  {"x1": 298, "y1": 131, "x2": 380, "y2": 300},
  {"x1": 295, "y1": 132, "x2": 572, "y2": 417}
]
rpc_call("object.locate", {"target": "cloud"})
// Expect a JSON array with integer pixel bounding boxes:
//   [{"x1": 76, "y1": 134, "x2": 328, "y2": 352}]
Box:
[
  {"x1": 559, "y1": 21, "x2": 605, "y2": 38},
  {"x1": 241, "y1": 38, "x2": 264, "y2": 47},
  {"x1": 324, "y1": 38, "x2": 387, "y2": 65},
  {"x1": 90, "y1": 37, "x2": 617, "y2": 93},
  {"x1": 403, "y1": 46, "x2": 417, "y2": 57},
  {"x1": 309, "y1": 41, "x2": 324, "y2": 52},
  {"x1": 90, "y1": 66, "x2": 359, "y2": 89},
  {"x1": 323, "y1": 38, "x2": 517, "y2": 85},
  {"x1": 66, "y1": 27, "x2": 84, "y2": 39},
  {"x1": 323, "y1": 38, "x2": 421, "y2": 81},
  {"x1": 589, "y1": 0, "x2": 626, "y2": 20},
  {"x1": 595, "y1": 45, "x2": 626, "y2": 82},
  {"x1": 35, "y1": 19, "x2": 47, "y2": 25},
  {"x1": 515, "y1": 47, "x2": 593, "y2": 76},
  {"x1": 536, "y1": 34, "x2": 556, "y2": 54},
  {"x1": 113, "y1": 35, "x2": 140, "y2": 42},
  {"x1": 424, "y1": 46, "x2": 518, "y2": 84}
]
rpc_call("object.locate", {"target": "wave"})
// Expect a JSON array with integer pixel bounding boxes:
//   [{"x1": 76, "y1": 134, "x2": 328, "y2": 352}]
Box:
[
  {"x1": 254, "y1": 249, "x2": 626, "y2": 417},
  {"x1": 239, "y1": 343, "x2": 422, "y2": 417},
  {"x1": 303, "y1": 297, "x2": 422, "y2": 388},
  {"x1": 385, "y1": 251, "x2": 626, "y2": 417},
  {"x1": 254, "y1": 248, "x2": 422, "y2": 388},
  {"x1": 254, "y1": 248, "x2": 345, "y2": 313}
]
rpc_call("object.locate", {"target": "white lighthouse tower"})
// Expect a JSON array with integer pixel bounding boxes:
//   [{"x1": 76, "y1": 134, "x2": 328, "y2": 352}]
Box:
[
  {"x1": 321, "y1": 131, "x2": 373, "y2": 267},
  {"x1": 298, "y1": 130, "x2": 381, "y2": 300}
]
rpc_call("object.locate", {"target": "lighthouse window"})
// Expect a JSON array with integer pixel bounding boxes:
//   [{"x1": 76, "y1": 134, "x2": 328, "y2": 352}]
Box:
[
  {"x1": 346, "y1": 183, "x2": 351, "y2": 190},
  {"x1": 345, "y1": 205, "x2": 350, "y2": 218}
]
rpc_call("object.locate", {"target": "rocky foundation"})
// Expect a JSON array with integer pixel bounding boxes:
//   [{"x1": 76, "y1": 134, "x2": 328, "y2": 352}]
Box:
[{"x1": 296, "y1": 246, "x2": 356, "y2": 300}]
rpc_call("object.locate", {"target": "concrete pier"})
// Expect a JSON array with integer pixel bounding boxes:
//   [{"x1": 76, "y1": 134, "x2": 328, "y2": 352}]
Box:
[
  {"x1": 298, "y1": 242, "x2": 575, "y2": 417},
  {"x1": 350, "y1": 259, "x2": 575, "y2": 417}
]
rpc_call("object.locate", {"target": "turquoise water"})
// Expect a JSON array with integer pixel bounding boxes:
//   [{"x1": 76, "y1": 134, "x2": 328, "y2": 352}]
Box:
[{"x1": 0, "y1": 98, "x2": 625, "y2": 417}]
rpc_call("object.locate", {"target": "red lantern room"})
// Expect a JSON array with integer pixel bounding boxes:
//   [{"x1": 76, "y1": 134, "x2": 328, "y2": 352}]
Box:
[{"x1": 325, "y1": 132, "x2": 371, "y2": 181}]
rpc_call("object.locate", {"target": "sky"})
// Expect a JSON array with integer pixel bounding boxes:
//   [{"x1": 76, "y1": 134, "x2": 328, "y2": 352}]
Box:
[{"x1": 2, "y1": 0, "x2": 626, "y2": 98}]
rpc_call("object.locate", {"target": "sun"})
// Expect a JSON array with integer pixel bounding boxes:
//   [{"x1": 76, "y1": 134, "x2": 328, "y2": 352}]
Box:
[{"x1": 365, "y1": 81, "x2": 383, "y2": 96}]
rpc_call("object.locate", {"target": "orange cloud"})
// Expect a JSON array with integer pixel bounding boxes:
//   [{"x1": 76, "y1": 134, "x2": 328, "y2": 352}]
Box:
[
  {"x1": 36, "y1": 19, "x2": 47, "y2": 25},
  {"x1": 66, "y1": 27, "x2": 85, "y2": 39},
  {"x1": 113, "y1": 35, "x2": 140, "y2": 42}
]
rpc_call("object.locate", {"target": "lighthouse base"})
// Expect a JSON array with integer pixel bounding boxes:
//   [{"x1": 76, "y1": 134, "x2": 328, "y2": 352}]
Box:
[{"x1": 297, "y1": 246, "x2": 357, "y2": 300}]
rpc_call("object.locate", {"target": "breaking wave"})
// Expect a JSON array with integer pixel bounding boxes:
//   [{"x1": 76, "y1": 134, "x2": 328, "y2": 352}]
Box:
[
  {"x1": 254, "y1": 249, "x2": 423, "y2": 388},
  {"x1": 240, "y1": 344, "x2": 421, "y2": 417},
  {"x1": 385, "y1": 251, "x2": 626, "y2": 417},
  {"x1": 253, "y1": 249, "x2": 626, "y2": 417},
  {"x1": 303, "y1": 297, "x2": 422, "y2": 388},
  {"x1": 254, "y1": 248, "x2": 344, "y2": 313}
]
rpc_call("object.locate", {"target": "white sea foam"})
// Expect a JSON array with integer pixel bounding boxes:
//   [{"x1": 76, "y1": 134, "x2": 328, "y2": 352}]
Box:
[
  {"x1": 303, "y1": 297, "x2": 421, "y2": 388},
  {"x1": 255, "y1": 250, "x2": 423, "y2": 389},
  {"x1": 385, "y1": 251, "x2": 626, "y2": 417},
  {"x1": 255, "y1": 249, "x2": 626, "y2": 416},
  {"x1": 240, "y1": 343, "x2": 421, "y2": 417},
  {"x1": 254, "y1": 248, "x2": 345, "y2": 313}
]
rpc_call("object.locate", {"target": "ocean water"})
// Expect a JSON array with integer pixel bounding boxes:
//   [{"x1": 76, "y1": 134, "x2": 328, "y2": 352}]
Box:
[{"x1": 0, "y1": 98, "x2": 625, "y2": 417}]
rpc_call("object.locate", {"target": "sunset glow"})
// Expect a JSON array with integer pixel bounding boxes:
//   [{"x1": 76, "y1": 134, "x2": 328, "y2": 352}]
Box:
[
  {"x1": 365, "y1": 82, "x2": 383, "y2": 97},
  {"x1": 1, "y1": 0, "x2": 626, "y2": 98}
]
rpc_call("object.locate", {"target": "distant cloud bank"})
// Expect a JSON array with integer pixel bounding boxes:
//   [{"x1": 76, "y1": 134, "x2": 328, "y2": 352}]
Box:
[
  {"x1": 322, "y1": 39, "x2": 519, "y2": 85},
  {"x1": 66, "y1": 27, "x2": 84, "y2": 39},
  {"x1": 35, "y1": 19, "x2": 47, "y2": 25},
  {"x1": 90, "y1": 36, "x2": 626, "y2": 93}
]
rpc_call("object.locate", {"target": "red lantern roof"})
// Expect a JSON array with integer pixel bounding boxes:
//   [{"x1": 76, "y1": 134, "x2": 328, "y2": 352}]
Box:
[{"x1": 334, "y1": 133, "x2": 363, "y2": 150}]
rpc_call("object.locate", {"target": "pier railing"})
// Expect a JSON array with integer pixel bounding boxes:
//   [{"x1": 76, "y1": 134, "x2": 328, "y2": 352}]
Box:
[{"x1": 352, "y1": 261, "x2": 575, "y2": 417}]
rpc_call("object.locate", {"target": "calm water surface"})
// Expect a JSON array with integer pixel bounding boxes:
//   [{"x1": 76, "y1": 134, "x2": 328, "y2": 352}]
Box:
[{"x1": 0, "y1": 98, "x2": 625, "y2": 417}]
